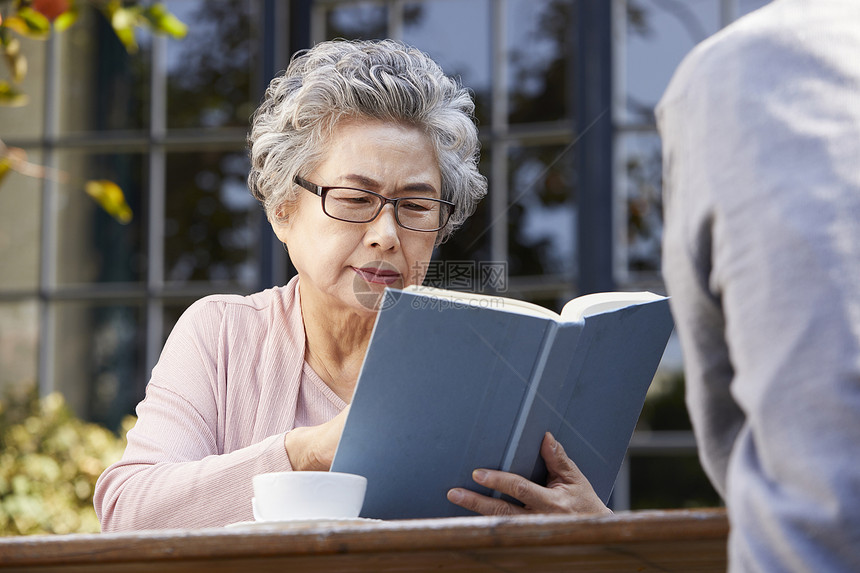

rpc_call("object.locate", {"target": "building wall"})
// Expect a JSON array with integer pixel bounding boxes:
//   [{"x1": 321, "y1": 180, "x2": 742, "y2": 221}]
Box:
[{"x1": 0, "y1": 0, "x2": 770, "y2": 508}]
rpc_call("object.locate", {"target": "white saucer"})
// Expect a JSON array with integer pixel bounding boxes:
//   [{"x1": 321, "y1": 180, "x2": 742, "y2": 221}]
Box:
[{"x1": 225, "y1": 517, "x2": 381, "y2": 529}]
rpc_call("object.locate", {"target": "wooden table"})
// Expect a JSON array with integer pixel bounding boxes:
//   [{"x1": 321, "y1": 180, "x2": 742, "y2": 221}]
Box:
[{"x1": 0, "y1": 508, "x2": 727, "y2": 572}]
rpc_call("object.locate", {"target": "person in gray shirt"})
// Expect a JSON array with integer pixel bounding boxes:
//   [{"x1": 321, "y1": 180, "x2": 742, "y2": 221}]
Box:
[{"x1": 658, "y1": 1, "x2": 860, "y2": 570}]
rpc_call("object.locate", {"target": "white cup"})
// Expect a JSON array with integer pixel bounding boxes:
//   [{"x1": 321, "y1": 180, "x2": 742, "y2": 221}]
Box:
[{"x1": 251, "y1": 471, "x2": 367, "y2": 522}]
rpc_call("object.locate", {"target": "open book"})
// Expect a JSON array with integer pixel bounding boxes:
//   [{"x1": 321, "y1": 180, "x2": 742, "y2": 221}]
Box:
[{"x1": 331, "y1": 286, "x2": 674, "y2": 519}]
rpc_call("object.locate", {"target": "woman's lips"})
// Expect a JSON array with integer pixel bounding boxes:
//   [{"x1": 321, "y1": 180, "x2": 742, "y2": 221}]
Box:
[{"x1": 353, "y1": 266, "x2": 402, "y2": 286}]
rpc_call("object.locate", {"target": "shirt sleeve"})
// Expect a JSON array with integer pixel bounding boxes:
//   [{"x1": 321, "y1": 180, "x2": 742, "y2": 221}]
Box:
[
  {"x1": 93, "y1": 298, "x2": 293, "y2": 531},
  {"x1": 659, "y1": 5, "x2": 860, "y2": 571}
]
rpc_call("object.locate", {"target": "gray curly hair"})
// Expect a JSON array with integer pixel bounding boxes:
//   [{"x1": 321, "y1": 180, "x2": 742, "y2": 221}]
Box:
[{"x1": 247, "y1": 39, "x2": 487, "y2": 244}]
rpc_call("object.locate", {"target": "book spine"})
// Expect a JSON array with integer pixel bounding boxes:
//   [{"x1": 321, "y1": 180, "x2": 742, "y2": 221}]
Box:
[
  {"x1": 498, "y1": 322, "x2": 560, "y2": 474},
  {"x1": 498, "y1": 322, "x2": 587, "y2": 487}
]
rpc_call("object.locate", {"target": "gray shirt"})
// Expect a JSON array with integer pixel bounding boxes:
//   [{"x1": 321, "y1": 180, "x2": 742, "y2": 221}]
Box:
[{"x1": 658, "y1": 1, "x2": 860, "y2": 570}]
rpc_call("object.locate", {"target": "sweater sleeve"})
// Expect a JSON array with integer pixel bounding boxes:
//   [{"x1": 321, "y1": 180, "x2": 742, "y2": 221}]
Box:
[
  {"x1": 659, "y1": 3, "x2": 860, "y2": 571},
  {"x1": 94, "y1": 297, "x2": 294, "y2": 531}
]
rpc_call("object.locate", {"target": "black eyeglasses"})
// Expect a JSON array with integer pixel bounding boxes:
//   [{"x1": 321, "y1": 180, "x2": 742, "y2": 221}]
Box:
[{"x1": 294, "y1": 176, "x2": 455, "y2": 232}]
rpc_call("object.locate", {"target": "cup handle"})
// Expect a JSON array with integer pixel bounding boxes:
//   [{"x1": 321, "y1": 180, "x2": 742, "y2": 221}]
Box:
[{"x1": 252, "y1": 497, "x2": 262, "y2": 521}]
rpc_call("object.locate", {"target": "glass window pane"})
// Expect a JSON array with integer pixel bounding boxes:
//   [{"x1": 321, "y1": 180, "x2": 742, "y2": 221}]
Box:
[
  {"x1": 164, "y1": 151, "x2": 260, "y2": 286},
  {"x1": 507, "y1": 0, "x2": 572, "y2": 124},
  {"x1": 57, "y1": 7, "x2": 151, "y2": 133},
  {"x1": 0, "y1": 151, "x2": 42, "y2": 290},
  {"x1": 52, "y1": 302, "x2": 145, "y2": 429},
  {"x1": 166, "y1": 0, "x2": 262, "y2": 130},
  {"x1": 163, "y1": 301, "x2": 196, "y2": 346},
  {"x1": 0, "y1": 37, "x2": 46, "y2": 138},
  {"x1": 54, "y1": 151, "x2": 147, "y2": 285},
  {"x1": 0, "y1": 299, "x2": 39, "y2": 393},
  {"x1": 624, "y1": 0, "x2": 720, "y2": 124},
  {"x1": 618, "y1": 131, "x2": 663, "y2": 279},
  {"x1": 402, "y1": 0, "x2": 492, "y2": 127},
  {"x1": 507, "y1": 143, "x2": 576, "y2": 278},
  {"x1": 323, "y1": 3, "x2": 388, "y2": 40},
  {"x1": 435, "y1": 146, "x2": 493, "y2": 278}
]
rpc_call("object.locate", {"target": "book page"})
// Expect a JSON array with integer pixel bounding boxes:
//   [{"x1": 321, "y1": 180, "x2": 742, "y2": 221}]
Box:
[
  {"x1": 560, "y1": 291, "x2": 664, "y2": 320},
  {"x1": 401, "y1": 285, "x2": 561, "y2": 320}
]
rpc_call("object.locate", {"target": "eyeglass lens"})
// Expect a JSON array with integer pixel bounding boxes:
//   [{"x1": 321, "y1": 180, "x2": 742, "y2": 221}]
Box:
[{"x1": 324, "y1": 188, "x2": 449, "y2": 231}]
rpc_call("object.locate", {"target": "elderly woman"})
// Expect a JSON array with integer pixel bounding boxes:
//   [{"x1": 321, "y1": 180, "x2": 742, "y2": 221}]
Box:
[{"x1": 94, "y1": 39, "x2": 609, "y2": 530}]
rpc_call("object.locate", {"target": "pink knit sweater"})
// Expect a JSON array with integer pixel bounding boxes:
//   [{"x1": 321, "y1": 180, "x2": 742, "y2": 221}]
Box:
[{"x1": 93, "y1": 276, "x2": 346, "y2": 530}]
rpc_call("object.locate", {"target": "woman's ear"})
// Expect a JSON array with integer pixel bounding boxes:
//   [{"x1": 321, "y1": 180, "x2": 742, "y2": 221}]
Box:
[
  {"x1": 270, "y1": 198, "x2": 298, "y2": 244},
  {"x1": 272, "y1": 200, "x2": 294, "y2": 228},
  {"x1": 270, "y1": 212, "x2": 291, "y2": 245},
  {"x1": 271, "y1": 221, "x2": 290, "y2": 245}
]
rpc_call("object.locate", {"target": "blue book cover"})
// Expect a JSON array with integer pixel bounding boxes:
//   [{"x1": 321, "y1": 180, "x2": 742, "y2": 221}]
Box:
[{"x1": 331, "y1": 287, "x2": 674, "y2": 520}]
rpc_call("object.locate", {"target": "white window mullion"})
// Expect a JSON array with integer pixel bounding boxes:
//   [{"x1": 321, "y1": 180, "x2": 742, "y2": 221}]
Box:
[
  {"x1": 612, "y1": 0, "x2": 629, "y2": 286},
  {"x1": 490, "y1": 0, "x2": 508, "y2": 268},
  {"x1": 37, "y1": 34, "x2": 61, "y2": 397},
  {"x1": 310, "y1": 2, "x2": 326, "y2": 44},
  {"x1": 388, "y1": 0, "x2": 405, "y2": 42},
  {"x1": 145, "y1": 33, "x2": 168, "y2": 379}
]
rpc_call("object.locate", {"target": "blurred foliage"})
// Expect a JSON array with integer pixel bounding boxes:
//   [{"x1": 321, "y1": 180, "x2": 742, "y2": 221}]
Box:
[
  {"x1": 166, "y1": 0, "x2": 259, "y2": 130},
  {"x1": 1, "y1": 0, "x2": 186, "y2": 106},
  {"x1": 0, "y1": 386, "x2": 134, "y2": 536},
  {"x1": 633, "y1": 372, "x2": 723, "y2": 509},
  {"x1": 85, "y1": 179, "x2": 132, "y2": 224},
  {"x1": 0, "y1": 0, "x2": 186, "y2": 224},
  {"x1": 639, "y1": 371, "x2": 693, "y2": 432}
]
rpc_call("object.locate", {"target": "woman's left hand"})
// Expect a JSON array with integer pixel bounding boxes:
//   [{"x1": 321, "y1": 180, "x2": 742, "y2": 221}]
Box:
[{"x1": 446, "y1": 432, "x2": 612, "y2": 516}]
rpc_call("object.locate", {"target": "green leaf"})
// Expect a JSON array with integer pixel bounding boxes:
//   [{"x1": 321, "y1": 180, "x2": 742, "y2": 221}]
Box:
[
  {"x1": 84, "y1": 179, "x2": 133, "y2": 223},
  {"x1": 2, "y1": 36, "x2": 27, "y2": 83},
  {"x1": 142, "y1": 3, "x2": 187, "y2": 39},
  {"x1": 0, "y1": 157, "x2": 12, "y2": 188},
  {"x1": 14, "y1": 7, "x2": 52, "y2": 37},
  {"x1": 1, "y1": 16, "x2": 43, "y2": 39},
  {"x1": 54, "y1": 8, "x2": 79, "y2": 32},
  {"x1": 108, "y1": 6, "x2": 141, "y2": 53},
  {"x1": 0, "y1": 81, "x2": 28, "y2": 106}
]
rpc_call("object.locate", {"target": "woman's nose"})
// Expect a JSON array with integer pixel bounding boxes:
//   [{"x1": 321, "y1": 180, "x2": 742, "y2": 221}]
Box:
[{"x1": 365, "y1": 204, "x2": 401, "y2": 250}]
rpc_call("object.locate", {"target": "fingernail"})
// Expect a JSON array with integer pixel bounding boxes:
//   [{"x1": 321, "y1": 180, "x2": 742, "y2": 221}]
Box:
[
  {"x1": 447, "y1": 489, "x2": 464, "y2": 503},
  {"x1": 473, "y1": 469, "x2": 488, "y2": 483},
  {"x1": 548, "y1": 432, "x2": 558, "y2": 451}
]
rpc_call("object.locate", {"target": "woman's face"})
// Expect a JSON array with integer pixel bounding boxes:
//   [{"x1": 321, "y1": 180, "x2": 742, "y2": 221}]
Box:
[{"x1": 275, "y1": 118, "x2": 441, "y2": 315}]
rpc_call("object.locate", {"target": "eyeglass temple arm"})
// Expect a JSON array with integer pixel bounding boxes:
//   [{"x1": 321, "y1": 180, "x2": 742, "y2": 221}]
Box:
[{"x1": 294, "y1": 175, "x2": 323, "y2": 196}]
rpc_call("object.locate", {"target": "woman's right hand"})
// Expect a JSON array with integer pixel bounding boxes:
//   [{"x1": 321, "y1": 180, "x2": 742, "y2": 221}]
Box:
[{"x1": 283, "y1": 406, "x2": 351, "y2": 471}]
